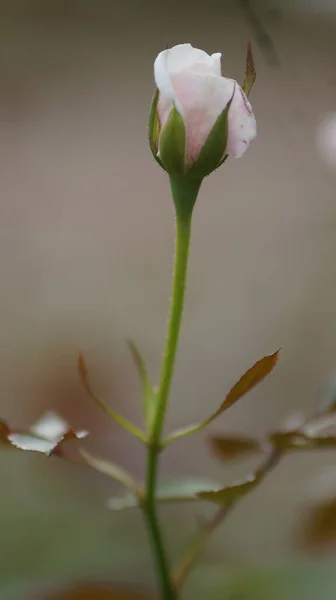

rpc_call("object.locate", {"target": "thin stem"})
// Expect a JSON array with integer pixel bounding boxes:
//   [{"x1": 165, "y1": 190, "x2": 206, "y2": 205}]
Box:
[
  {"x1": 144, "y1": 177, "x2": 202, "y2": 600},
  {"x1": 145, "y1": 447, "x2": 175, "y2": 600}
]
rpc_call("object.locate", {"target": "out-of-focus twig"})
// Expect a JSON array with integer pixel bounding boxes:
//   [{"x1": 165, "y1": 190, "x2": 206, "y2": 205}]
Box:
[{"x1": 172, "y1": 447, "x2": 282, "y2": 590}]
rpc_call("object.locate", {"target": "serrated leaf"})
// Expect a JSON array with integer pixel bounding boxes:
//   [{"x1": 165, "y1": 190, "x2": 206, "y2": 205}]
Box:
[
  {"x1": 243, "y1": 40, "x2": 256, "y2": 97},
  {"x1": 197, "y1": 474, "x2": 260, "y2": 506},
  {"x1": 108, "y1": 478, "x2": 220, "y2": 511},
  {"x1": 164, "y1": 351, "x2": 279, "y2": 445},
  {"x1": 78, "y1": 353, "x2": 146, "y2": 442},
  {"x1": 0, "y1": 412, "x2": 87, "y2": 455},
  {"x1": 79, "y1": 448, "x2": 143, "y2": 497},
  {"x1": 210, "y1": 435, "x2": 261, "y2": 460},
  {"x1": 209, "y1": 351, "x2": 279, "y2": 422},
  {"x1": 128, "y1": 340, "x2": 156, "y2": 432}
]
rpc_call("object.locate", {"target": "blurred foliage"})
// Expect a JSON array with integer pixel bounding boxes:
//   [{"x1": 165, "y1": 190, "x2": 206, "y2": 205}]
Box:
[
  {"x1": 297, "y1": 498, "x2": 336, "y2": 550},
  {"x1": 189, "y1": 563, "x2": 336, "y2": 600},
  {"x1": 43, "y1": 583, "x2": 153, "y2": 600}
]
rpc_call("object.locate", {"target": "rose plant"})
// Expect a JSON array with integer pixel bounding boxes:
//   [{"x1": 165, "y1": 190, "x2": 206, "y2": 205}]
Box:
[{"x1": 2, "y1": 43, "x2": 336, "y2": 600}]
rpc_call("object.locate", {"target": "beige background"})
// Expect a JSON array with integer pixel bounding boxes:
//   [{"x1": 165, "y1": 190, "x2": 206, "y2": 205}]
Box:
[{"x1": 1, "y1": 1, "x2": 336, "y2": 597}]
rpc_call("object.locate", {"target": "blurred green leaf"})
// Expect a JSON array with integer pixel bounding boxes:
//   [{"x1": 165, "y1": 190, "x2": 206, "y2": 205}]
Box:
[
  {"x1": 108, "y1": 478, "x2": 221, "y2": 511},
  {"x1": 78, "y1": 353, "x2": 146, "y2": 442},
  {"x1": 195, "y1": 564, "x2": 336, "y2": 600},
  {"x1": 243, "y1": 41, "x2": 256, "y2": 97},
  {"x1": 197, "y1": 474, "x2": 260, "y2": 506},
  {"x1": 128, "y1": 340, "x2": 156, "y2": 432},
  {"x1": 210, "y1": 435, "x2": 261, "y2": 460},
  {"x1": 79, "y1": 449, "x2": 143, "y2": 498}
]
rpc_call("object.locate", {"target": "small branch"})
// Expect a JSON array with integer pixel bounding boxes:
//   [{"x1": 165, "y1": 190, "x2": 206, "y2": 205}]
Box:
[
  {"x1": 172, "y1": 504, "x2": 231, "y2": 589},
  {"x1": 173, "y1": 447, "x2": 282, "y2": 590}
]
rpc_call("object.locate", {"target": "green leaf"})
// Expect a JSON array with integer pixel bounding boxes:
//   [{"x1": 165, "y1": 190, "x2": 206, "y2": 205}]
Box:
[
  {"x1": 187, "y1": 92, "x2": 233, "y2": 178},
  {"x1": 78, "y1": 353, "x2": 146, "y2": 442},
  {"x1": 79, "y1": 448, "x2": 143, "y2": 498},
  {"x1": 243, "y1": 40, "x2": 256, "y2": 97},
  {"x1": 128, "y1": 340, "x2": 156, "y2": 432},
  {"x1": 108, "y1": 478, "x2": 220, "y2": 511},
  {"x1": 197, "y1": 473, "x2": 260, "y2": 506},
  {"x1": 159, "y1": 106, "x2": 186, "y2": 177},
  {"x1": 164, "y1": 351, "x2": 279, "y2": 445},
  {"x1": 210, "y1": 435, "x2": 261, "y2": 460}
]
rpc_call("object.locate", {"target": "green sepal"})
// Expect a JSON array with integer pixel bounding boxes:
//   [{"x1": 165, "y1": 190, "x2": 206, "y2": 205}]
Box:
[
  {"x1": 128, "y1": 340, "x2": 157, "y2": 433},
  {"x1": 187, "y1": 91, "x2": 234, "y2": 179},
  {"x1": 159, "y1": 106, "x2": 186, "y2": 177},
  {"x1": 148, "y1": 89, "x2": 164, "y2": 169}
]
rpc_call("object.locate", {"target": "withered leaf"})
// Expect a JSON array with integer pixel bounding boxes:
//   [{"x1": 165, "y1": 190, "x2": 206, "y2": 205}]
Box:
[
  {"x1": 298, "y1": 498, "x2": 336, "y2": 550},
  {"x1": 207, "y1": 351, "x2": 280, "y2": 424},
  {"x1": 243, "y1": 41, "x2": 256, "y2": 97},
  {"x1": 269, "y1": 430, "x2": 336, "y2": 452},
  {"x1": 210, "y1": 435, "x2": 261, "y2": 461}
]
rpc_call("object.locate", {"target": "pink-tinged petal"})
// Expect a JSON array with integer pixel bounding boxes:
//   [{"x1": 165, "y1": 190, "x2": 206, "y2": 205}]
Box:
[
  {"x1": 168, "y1": 71, "x2": 235, "y2": 163},
  {"x1": 154, "y1": 50, "x2": 183, "y2": 118},
  {"x1": 226, "y1": 84, "x2": 257, "y2": 158},
  {"x1": 154, "y1": 45, "x2": 223, "y2": 130}
]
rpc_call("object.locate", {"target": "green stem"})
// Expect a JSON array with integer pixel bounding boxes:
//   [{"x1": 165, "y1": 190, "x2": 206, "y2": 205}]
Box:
[{"x1": 144, "y1": 177, "x2": 202, "y2": 600}]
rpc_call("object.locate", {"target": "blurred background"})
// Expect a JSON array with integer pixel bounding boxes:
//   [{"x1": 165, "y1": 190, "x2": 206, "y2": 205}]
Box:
[{"x1": 1, "y1": 0, "x2": 336, "y2": 598}]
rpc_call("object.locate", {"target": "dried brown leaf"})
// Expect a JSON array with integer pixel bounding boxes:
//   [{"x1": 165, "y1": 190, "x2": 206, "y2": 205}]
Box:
[
  {"x1": 243, "y1": 40, "x2": 256, "y2": 97},
  {"x1": 210, "y1": 435, "x2": 261, "y2": 461},
  {"x1": 208, "y1": 351, "x2": 280, "y2": 424}
]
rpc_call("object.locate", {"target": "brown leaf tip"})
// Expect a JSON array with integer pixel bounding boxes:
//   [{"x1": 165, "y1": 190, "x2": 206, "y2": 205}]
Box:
[
  {"x1": 78, "y1": 352, "x2": 87, "y2": 379},
  {"x1": 246, "y1": 40, "x2": 256, "y2": 75}
]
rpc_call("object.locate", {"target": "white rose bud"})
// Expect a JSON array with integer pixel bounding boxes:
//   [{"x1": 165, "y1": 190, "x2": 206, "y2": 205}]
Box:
[{"x1": 149, "y1": 43, "x2": 257, "y2": 180}]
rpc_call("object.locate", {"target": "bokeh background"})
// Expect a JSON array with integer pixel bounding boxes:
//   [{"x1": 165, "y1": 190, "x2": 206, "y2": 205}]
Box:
[{"x1": 2, "y1": 0, "x2": 336, "y2": 598}]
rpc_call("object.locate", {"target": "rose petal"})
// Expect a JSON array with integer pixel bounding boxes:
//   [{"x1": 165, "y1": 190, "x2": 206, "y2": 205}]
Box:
[
  {"x1": 226, "y1": 85, "x2": 257, "y2": 158},
  {"x1": 159, "y1": 70, "x2": 236, "y2": 163},
  {"x1": 154, "y1": 45, "x2": 222, "y2": 129}
]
